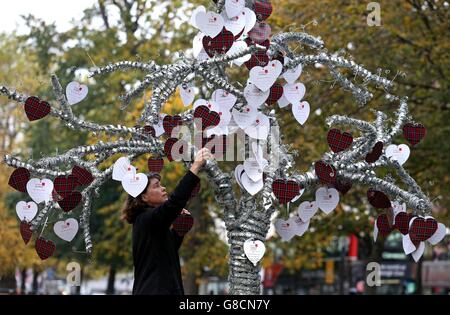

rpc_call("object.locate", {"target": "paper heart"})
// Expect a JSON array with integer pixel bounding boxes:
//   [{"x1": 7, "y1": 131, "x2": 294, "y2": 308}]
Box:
[
  {"x1": 297, "y1": 201, "x2": 318, "y2": 222},
  {"x1": 393, "y1": 212, "x2": 415, "y2": 235},
  {"x1": 20, "y1": 221, "x2": 32, "y2": 245},
  {"x1": 24, "y1": 96, "x2": 51, "y2": 121},
  {"x1": 367, "y1": 189, "x2": 391, "y2": 209},
  {"x1": 365, "y1": 141, "x2": 383, "y2": 163},
  {"x1": 241, "y1": 172, "x2": 264, "y2": 195},
  {"x1": 232, "y1": 106, "x2": 258, "y2": 129},
  {"x1": 277, "y1": 94, "x2": 290, "y2": 108},
  {"x1": 403, "y1": 123, "x2": 426, "y2": 146},
  {"x1": 244, "y1": 112, "x2": 270, "y2": 140},
  {"x1": 193, "y1": 33, "x2": 205, "y2": 58},
  {"x1": 153, "y1": 114, "x2": 167, "y2": 137},
  {"x1": 66, "y1": 81, "x2": 88, "y2": 105},
  {"x1": 8, "y1": 167, "x2": 30, "y2": 193},
  {"x1": 283, "y1": 83, "x2": 306, "y2": 104},
  {"x1": 71, "y1": 166, "x2": 94, "y2": 186},
  {"x1": 402, "y1": 234, "x2": 417, "y2": 255},
  {"x1": 16, "y1": 201, "x2": 38, "y2": 222},
  {"x1": 243, "y1": 239, "x2": 265, "y2": 266},
  {"x1": 35, "y1": 237, "x2": 56, "y2": 260},
  {"x1": 225, "y1": 0, "x2": 245, "y2": 18},
  {"x1": 282, "y1": 57, "x2": 302, "y2": 84},
  {"x1": 244, "y1": 51, "x2": 269, "y2": 70},
  {"x1": 163, "y1": 115, "x2": 183, "y2": 136},
  {"x1": 315, "y1": 187, "x2": 339, "y2": 214},
  {"x1": 164, "y1": 138, "x2": 187, "y2": 162},
  {"x1": 242, "y1": 8, "x2": 257, "y2": 34},
  {"x1": 327, "y1": 129, "x2": 353, "y2": 153},
  {"x1": 179, "y1": 85, "x2": 196, "y2": 106},
  {"x1": 314, "y1": 161, "x2": 337, "y2": 185},
  {"x1": 333, "y1": 178, "x2": 352, "y2": 195},
  {"x1": 147, "y1": 158, "x2": 164, "y2": 173},
  {"x1": 266, "y1": 83, "x2": 283, "y2": 105},
  {"x1": 291, "y1": 216, "x2": 310, "y2": 237},
  {"x1": 112, "y1": 157, "x2": 136, "y2": 181},
  {"x1": 244, "y1": 83, "x2": 270, "y2": 108},
  {"x1": 411, "y1": 241, "x2": 425, "y2": 262},
  {"x1": 122, "y1": 173, "x2": 149, "y2": 198},
  {"x1": 26, "y1": 178, "x2": 54, "y2": 204},
  {"x1": 58, "y1": 191, "x2": 82, "y2": 212},
  {"x1": 53, "y1": 175, "x2": 80, "y2": 198},
  {"x1": 193, "y1": 98, "x2": 218, "y2": 111},
  {"x1": 385, "y1": 144, "x2": 410, "y2": 165},
  {"x1": 391, "y1": 201, "x2": 406, "y2": 218},
  {"x1": 172, "y1": 214, "x2": 194, "y2": 236},
  {"x1": 292, "y1": 101, "x2": 310, "y2": 125},
  {"x1": 222, "y1": 10, "x2": 246, "y2": 36},
  {"x1": 271, "y1": 51, "x2": 285, "y2": 66},
  {"x1": 291, "y1": 187, "x2": 305, "y2": 203},
  {"x1": 376, "y1": 213, "x2": 394, "y2": 237},
  {"x1": 272, "y1": 179, "x2": 301, "y2": 204},
  {"x1": 195, "y1": 11, "x2": 224, "y2": 38},
  {"x1": 243, "y1": 158, "x2": 264, "y2": 182},
  {"x1": 190, "y1": 5, "x2": 206, "y2": 28},
  {"x1": 409, "y1": 217, "x2": 438, "y2": 242},
  {"x1": 248, "y1": 22, "x2": 271, "y2": 43},
  {"x1": 249, "y1": 60, "x2": 282, "y2": 92},
  {"x1": 53, "y1": 218, "x2": 79, "y2": 242},
  {"x1": 212, "y1": 89, "x2": 237, "y2": 111},
  {"x1": 275, "y1": 218, "x2": 296, "y2": 241},
  {"x1": 234, "y1": 164, "x2": 245, "y2": 188},
  {"x1": 254, "y1": 0, "x2": 273, "y2": 21},
  {"x1": 427, "y1": 223, "x2": 446, "y2": 245},
  {"x1": 226, "y1": 41, "x2": 252, "y2": 66},
  {"x1": 202, "y1": 28, "x2": 235, "y2": 57},
  {"x1": 194, "y1": 105, "x2": 221, "y2": 130}
]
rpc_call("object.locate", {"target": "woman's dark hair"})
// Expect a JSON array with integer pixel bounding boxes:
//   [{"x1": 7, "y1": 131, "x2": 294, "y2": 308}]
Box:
[{"x1": 121, "y1": 172, "x2": 161, "y2": 224}]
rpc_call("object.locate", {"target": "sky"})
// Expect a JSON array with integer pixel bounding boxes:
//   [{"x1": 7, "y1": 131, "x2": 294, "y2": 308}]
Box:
[{"x1": 0, "y1": 0, "x2": 97, "y2": 34}]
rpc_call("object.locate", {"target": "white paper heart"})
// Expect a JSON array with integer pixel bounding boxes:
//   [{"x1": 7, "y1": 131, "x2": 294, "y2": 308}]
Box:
[
  {"x1": 226, "y1": 41, "x2": 251, "y2": 66},
  {"x1": 234, "y1": 164, "x2": 245, "y2": 189},
  {"x1": 66, "y1": 81, "x2": 88, "y2": 105},
  {"x1": 411, "y1": 241, "x2": 425, "y2": 262},
  {"x1": 297, "y1": 201, "x2": 318, "y2": 222},
  {"x1": 225, "y1": 0, "x2": 245, "y2": 18},
  {"x1": 427, "y1": 223, "x2": 446, "y2": 245},
  {"x1": 243, "y1": 239, "x2": 265, "y2": 266},
  {"x1": 243, "y1": 158, "x2": 264, "y2": 182},
  {"x1": 232, "y1": 105, "x2": 258, "y2": 130},
  {"x1": 112, "y1": 157, "x2": 136, "y2": 181},
  {"x1": 16, "y1": 201, "x2": 38, "y2": 222},
  {"x1": 373, "y1": 220, "x2": 379, "y2": 242},
  {"x1": 242, "y1": 8, "x2": 256, "y2": 35},
  {"x1": 193, "y1": 33, "x2": 205, "y2": 58},
  {"x1": 193, "y1": 99, "x2": 219, "y2": 111},
  {"x1": 315, "y1": 187, "x2": 339, "y2": 214},
  {"x1": 244, "y1": 83, "x2": 270, "y2": 108},
  {"x1": 391, "y1": 201, "x2": 406, "y2": 224},
  {"x1": 195, "y1": 11, "x2": 224, "y2": 38},
  {"x1": 190, "y1": 5, "x2": 206, "y2": 28},
  {"x1": 153, "y1": 114, "x2": 166, "y2": 137},
  {"x1": 26, "y1": 178, "x2": 53, "y2": 204},
  {"x1": 292, "y1": 216, "x2": 310, "y2": 237},
  {"x1": 222, "y1": 11, "x2": 245, "y2": 36},
  {"x1": 249, "y1": 60, "x2": 283, "y2": 92},
  {"x1": 53, "y1": 218, "x2": 79, "y2": 242},
  {"x1": 196, "y1": 49, "x2": 209, "y2": 61},
  {"x1": 283, "y1": 83, "x2": 306, "y2": 104},
  {"x1": 402, "y1": 233, "x2": 417, "y2": 255},
  {"x1": 122, "y1": 173, "x2": 148, "y2": 198},
  {"x1": 212, "y1": 89, "x2": 237, "y2": 111},
  {"x1": 274, "y1": 218, "x2": 296, "y2": 241},
  {"x1": 385, "y1": 144, "x2": 410, "y2": 165},
  {"x1": 179, "y1": 85, "x2": 195, "y2": 106},
  {"x1": 241, "y1": 172, "x2": 264, "y2": 196},
  {"x1": 282, "y1": 57, "x2": 303, "y2": 84},
  {"x1": 292, "y1": 101, "x2": 310, "y2": 125},
  {"x1": 291, "y1": 187, "x2": 305, "y2": 203},
  {"x1": 277, "y1": 94, "x2": 290, "y2": 108},
  {"x1": 244, "y1": 112, "x2": 270, "y2": 140}
]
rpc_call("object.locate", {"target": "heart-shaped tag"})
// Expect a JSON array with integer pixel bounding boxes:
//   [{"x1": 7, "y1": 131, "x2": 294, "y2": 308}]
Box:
[
  {"x1": 164, "y1": 138, "x2": 187, "y2": 162},
  {"x1": 266, "y1": 83, "x2": 283, "y2": 105},
  {"x1": 212, "y1": 89, "x2": 237, "y2": 111},
  {"x1": 112, "y1": 157, "x2": 136, "y2": 181},
  {"x1": 411, "y1": 241, "x2": 425, "y2": 262},
  {"x1": 291, "y1": 216, "x2": 310, "y2": 237},
  {"x1": 292, "y1": 101, "x2": 310, "y2": 125},
  {"x1": 365, "y1": 141, "x2": 383, "y2": 163},
  {"x1": 391, "y1": 201, "x2": 406, "y2": 219},
  {"x1": 8, "y1": 168, "x2": 30, "y2": 193},
  {"x1": 195, "y1": 11, "x2": 224, "y2": 38},
  {"x1": 54, "y1": 175, "x2": 80, "y2": 198},
  {"x1": 333, "y1": 178, "x2": 352, "y2": 195},
  {"x1": 147, "y1": 158, "x2": 164, "y2": 173},
  {"x1": 226, "y1": 41, "x2": 252, "y2": 66},
  {"x1": 190, "y1": 5, "x2": 206, "y2": 28},
  {"x1": 244, "y1": 50, "x2": 269, "y2": 70},
  {"x1": 254, "y1": 0, "x2": 273, "y2": 21},
  {"x1": 244, "y1": 83, "x2": 270, "y2": 108},
  {"x1": 297, "y1": 201, "x2": 318, "y2": 222},
  {"x1": 403, "y1": 123, "x2": 426, "y2": 146},
  {"x1": 327, "y1": 129, "x2": 353, "y2": 153},
  {"x1": 222, "y1": 10, "x2": 246, "y2": 36},
  {"x1": 20, "y1": 221, "x2": 32, "y2": 245},
  {"x1": 232, "y1": 105, "x2": 258, "y2": 130},
  {"x1": 314, "y1": 161, "x2": 337, "y2": 185},
  {"x1": 172, "y1": 214, "x2": 194, "y2": 236},
  {"x1": 243, "y1": 158, "x2": 264, "y2": 182},
  {"x1": 202, "y1": 28, "x2": 235, "y2": 57},
  {"x1": 277, "y1": 94, "x2": 290, "y2": 108},
  {"x1": 248, "y1": 22, "x2": 271, "y2": 43},
  {"x1": 53, "y1": 218, "x2": 79, "y2": 242},
  {"x1": 385, "y1": 144, "x2": 410, "y2": 165},
  {"x1": 272, "y1": 179, "x2": 301, "y2": 204},
  {"x1": 194, "y1": 105, "x2": 221, "y2": 130},
  {"x1": 283, "y1": 83, "x2": 306, "y2": 104},
  {"x1": 243, "y1": 239, "x2": 265, "y2": 266},
  {"x1": 376, "y1": 213, "x2": 394, "y2": 237},
  {"x1": 16, "y1": 201, "x2": 38, "y2": 222},
  {"x1": 26, "y1": 178, "x2": 54, "y2": 204},
  {"x1": 122, "y1": 173, "x2": 149, "y2": 198},
  {"x1": 409, "y1": 217, "x2": 438, "y2": 242},
  {"x1": 163, "y1": 115, "x2": 183, "y2": 136},
  {"x1": 242, "y1": 8, "x2": 257, "y2": 34},
  {"x1": 402, "y1": 233, "x2": 417, "y2": 255},
  {"x1": 58, "y1": 191, "x2": 82, "y2": 212},
  {"x1": 393, "y1": 212, "x2": 415, "y2": 235},
  {"x1": 193, "y1": 33, "x2": 205, "y2": 58},
  {"x1": 427, "y1": 223, "x2": 446, "y2": 245},
  {"x1": 367, "y1": 189, "x2": 391, "y2": 209},
  {"x1": 244, "y1": 112, "x2": 270, "y2": 140},
  {"x1": 282, "y1": 57, "x2": 302, "y2": 84},
  {"x1": 179, "y1": 85, "x2": 195, "y2": 106},
  {"x1": 35, "y1": 237, "x2": 56, "y2": 260},
  {"x1": 153, "y1": 114, "x2": 167, "y2": 137},
  {"x1": 24, "y1": 96, "x2": 51, "y2": 121},
  {"x1": 249, "y1": 60, "x2": 282, "y2": 92},
  {"x1": 71, "y1": 166, "x2": 94, "y2": 186},
  {"x1": 315, "y1": 187, "x2": 339, "y2": 214},
  {"x1": 241, "y1": 172, "x2": 264, "y2": 195},
  {"x1": 66, "y1": 81, "x2": 88, "y2": 105},
  {"x1": 234, "y1": 164, "x2": 245, "y2": 188},
  {"x1": 225, "y1": 0, "x2": 245, "y2": 18},
  {"x1": 275, "y1": 218, "x2": 296, "y2": 241}
]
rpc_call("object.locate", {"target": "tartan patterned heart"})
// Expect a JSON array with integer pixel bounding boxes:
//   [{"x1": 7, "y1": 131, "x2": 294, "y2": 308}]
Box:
[
  {"x1": 24, "y1": 96, "x2": 51, "y2": 121},
  {"x1": 376, "y1": 213, "x2": 394, "y2": 237},
  {"x1": 365, "y1": 141, "x2": 383, "y2": 163},
  {"x1": 71, "y1": 166, "x2": 94, "y2": 186},
  {"x1": 57, "y1": 191, "x2": 82, "y2": 212},
  {"x1": 164, "y1": 138, "x2": 186, "y2": 162},
  {"x1": 35, "y1": 237, "x2": 56, "y2": 260},
  {"x1": 163, "y1": 115, "x2": 183, "y2": 136},
  {"x1": 52, "y1": 189, "x2": 63, "y2": 202},
  {"x1": 172, "y1": 214, "x2": 194, "y2": 236},
  {"x1": 409, "y1": 217, "x2": 438, "y2": 242},
  {"x1": 202, "y1": 28, "x2": 235, "y2": 57},
  {"x1": 403, "y1": 123, "x2": 426, "y2": 146},
  {"x1": 254, "y1": 0, "x2": 273, "y2": 21},
  {"x1": 8, "y1": 167, "x2": 30, "y2": 193},
  {"x1": 367, "y1": 189, "x2": 391, "y2": 208},
  {"x1": 194, "y1": 105, "x2": 221, "y2": 130},
  {"x1": 333, "y1": 178, "x2": 352, "y2": 195},
  {"x1": 143, "y1": 125, "x2": 156, "y2": 137},
  {"x1": 394, "y1": 212, "x2": 415, "y2": 235},
  {"x1": 20, "y1": 221, "x2": 33, "y2": 245},
  {"x1": 327, "y1": 129, "x2": 353, "y2": 153},
  {"x1": 271, "y1": 51, "x2": 285, "y2": 65},
  {"x1": 244, "y1": 51, "x2": 269, "y2": 70},
  {"x1": 272, "y1": 179, "x2": 301, "y2": 204},
  {"x1": 190, "y1": 182, "x2": 201, "y2": 199},
  {"x1": 266, "y1": 83, "x2": 283, "y2": 105},
  {"x1": 147, "y1": 158, "x2": 164, "y2": 173},
  {"x1": 314, "y1": 161, "x2": 337, "y2": 185},
  {"x1": 54, "y1": 175, "x2": 80, "y2": 198}
]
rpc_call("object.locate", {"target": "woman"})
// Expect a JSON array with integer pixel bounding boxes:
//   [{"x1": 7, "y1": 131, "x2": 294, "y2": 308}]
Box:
[{"x1": 121, "y1": 148, "x2": 213, "y2": 295}]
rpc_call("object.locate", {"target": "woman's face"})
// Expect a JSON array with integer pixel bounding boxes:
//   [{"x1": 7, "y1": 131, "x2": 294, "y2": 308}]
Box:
[{"x1": 141, "y1": 177, "x2": 168, "y2": 207}]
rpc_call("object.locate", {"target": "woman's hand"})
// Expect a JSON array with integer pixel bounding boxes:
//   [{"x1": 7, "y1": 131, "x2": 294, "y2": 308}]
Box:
[
  {"x1": 181, "y1": 208, "x2": 191, "y2": 215},
  {"x1": 190, "y1": 148, "x2": 213, "y2": 175}
]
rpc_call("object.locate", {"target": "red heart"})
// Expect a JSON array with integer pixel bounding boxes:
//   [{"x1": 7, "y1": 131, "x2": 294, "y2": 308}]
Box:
[
  {"x1": 8, "y1": 168, "x2": 30, "y2": 193},
  {"x1": 190, "y1": 182, "x2": 201, "y2": 199},
  {"x1": 35, "y1": 237, "x2": 56, "y2": 260},
  {"x1": 143, "y1": 125, "x2": 156, "y2": 137},
  {"x1": 20, "y1": 221, "x2": 33, "y2": 245},
  {"x1": 147, "y1": 158, "x2": 164, "y2": 173},
  {"x1": 172, "y1": 214, "x2": 194, "y2": 236},
  {"x1": 365, "y1": 141, "x2": 383, "y2": 163},
  {"x1": 314, "y1": 161, "x2": 337, "y2": 185},
  {"x1": 272, "y1": 179, "x2": 301, "y2": 204},
  {"x1": 54, "y1": 175, "x2": 80, "y2": 198},
  {"x1": 202, "y1": 28, "x2": 235, "y2": 57},
  {"x1": 333, "y1": 178, "x2": 352, "y2": 195},
  {"x1": 367, "y1": 189, "x2": 391, "y2": 208},
  {"x1": 327, "y1": 129, "x2": 353, "y2": 153},
  {"x1": 266, "y1": 83, "x2": 283, "y2": 105},
  {"x1": 24, "y1": 96, "x2": 51, "y2": 121},
  {"x1": 403, "y1": 123, "x2": 426, "y2": 146},
  {"x1": 164, "y1": 138, "x2": 186, "y2": 162},
  {"x1": 52, "y1": 189, "x2": 63, "y2": 202},
  {"x1": 393, "y1": 212, "x2": 415, "y2": 235},
  {"x1": 163, "y1": 115, "x2": 183, "y2": 136},
  {"x1": 254, "y1": 0, "x2": 273, "y2": 21},
  {"x1": 376, "y1": 214, "x2": 394, "y2": 237},
  {"x1": 58, "y1": 191, "x2": 82, "y2": 212},
  {"x1": 248, "y1": 22, "x2": 271, "y2": 43},
  {"x1": 194, "y1": 106, "x2": 221, "y2": 130},
  {"x1": 409, "y1": 217, "x2": 438, "y2": 242},
  {"x1": 244, "y1": 51, "x2": 270, "y2": 70},
  {"x1": 71, "y1": 166, "x2": 94, "y2": 186},
  {"x1": 271, "y1": 52, "x2": 285, "y2": 65}
]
